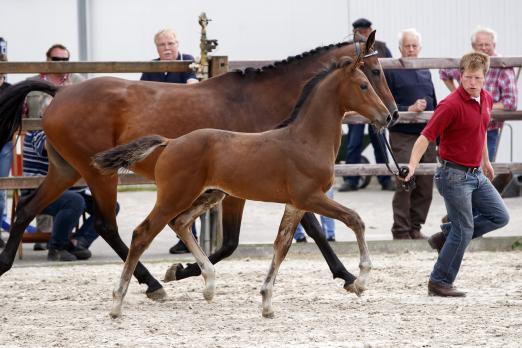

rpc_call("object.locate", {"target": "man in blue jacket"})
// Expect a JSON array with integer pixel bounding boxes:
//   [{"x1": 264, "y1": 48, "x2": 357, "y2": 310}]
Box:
[{"x1": 385, "y1": 28, "x2": 437, "y2": 240}]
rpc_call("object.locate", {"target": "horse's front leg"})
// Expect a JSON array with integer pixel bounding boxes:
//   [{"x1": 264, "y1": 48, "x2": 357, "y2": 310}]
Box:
[
  {"x1": 300, "y1": 212, "x2": 357, "y2": 288},
  {"x1": 300, "y1": 193, "x2": 371, "y2": 295},
  {"x1": 260, "y1": 204, "x2": 304, "y2": 318},
  {"x1": 110, "y1": 212, "x2": 170, "y2": 318}
]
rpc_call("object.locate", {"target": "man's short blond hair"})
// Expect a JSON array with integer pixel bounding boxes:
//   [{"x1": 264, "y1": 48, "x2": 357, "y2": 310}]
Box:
[
  {"x1": 154, "y1": 29, "x2": 177, "y2": 44},
  {"x1": 459, "y1": 51, "x2": 490, "y2": 75}
]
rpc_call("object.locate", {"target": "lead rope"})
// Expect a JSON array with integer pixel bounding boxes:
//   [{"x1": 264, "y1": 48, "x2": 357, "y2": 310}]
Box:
[{"x1": 375, "y1": 127, "x2": 416, "y2": 192}]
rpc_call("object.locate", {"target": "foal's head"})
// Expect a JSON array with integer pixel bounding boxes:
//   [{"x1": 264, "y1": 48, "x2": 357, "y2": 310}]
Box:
[{"x1": 337, "y1": 53, "x2": 391, "y2": 130}]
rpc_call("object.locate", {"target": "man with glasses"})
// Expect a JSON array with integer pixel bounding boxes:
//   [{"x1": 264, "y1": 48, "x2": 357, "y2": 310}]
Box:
[
  {"x1": 22, "y1": 44, "x2": 98, "y2": 261},
  {"x1": 141, "y1": 29, "x2": 198, "y2": 254},
  {"x1": 140, "y1": 28, "x2": 198, "y2": 84}
]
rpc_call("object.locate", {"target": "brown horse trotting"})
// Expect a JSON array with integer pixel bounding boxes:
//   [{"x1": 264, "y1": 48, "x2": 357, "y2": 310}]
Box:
[
  {"x1": 93, "y1": 53, "x2": 391, "y2": 318},
  {"x1": 0, "y1": 31, "x2": 398, "y2": 298}
]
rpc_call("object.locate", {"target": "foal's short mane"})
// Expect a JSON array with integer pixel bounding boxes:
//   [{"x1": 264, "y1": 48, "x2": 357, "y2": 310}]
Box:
[
  {"x1": 276, "y1": 58, "x2": 353, "y2": 129},
  {"x1": 233, "y1": 38, "x2": 363, "y2": 77}
]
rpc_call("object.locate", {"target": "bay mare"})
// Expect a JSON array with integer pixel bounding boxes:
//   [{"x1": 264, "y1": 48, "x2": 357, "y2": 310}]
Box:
[
  {"x1": 94, "y1": 54, "x2": 391, "y2": 318},
  {"x1": 0, "y1": 31, "x2": 398, "y2": 299}
]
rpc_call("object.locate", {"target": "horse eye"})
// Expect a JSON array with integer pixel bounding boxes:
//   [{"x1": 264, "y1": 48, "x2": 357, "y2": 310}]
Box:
[
  {"x1": 371, "y1": 69, "x2": 380, "y2": 76},
  {"x1": 360, "y1": 83, "x2": 368, "y2": 90}
]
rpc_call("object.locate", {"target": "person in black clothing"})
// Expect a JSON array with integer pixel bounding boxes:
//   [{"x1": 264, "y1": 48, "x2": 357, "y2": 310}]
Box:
[
  {"x1": 385, "y1": 28, "x2": 437, "y2": 239},
  {"x1": 140, "y1": 28, "x2": 198, "y2": 84},
  {"x1": 339, "y1": 18, "x2": 394, "y2": 192},
  {"x1": 141, "y1": 28, "x2": 198, "y2": 254}
]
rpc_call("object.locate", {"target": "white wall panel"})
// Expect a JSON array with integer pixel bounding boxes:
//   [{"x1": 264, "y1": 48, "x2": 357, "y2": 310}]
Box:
[{"x1": 1, "y1": 0, "x2": 521, "y2": 159}]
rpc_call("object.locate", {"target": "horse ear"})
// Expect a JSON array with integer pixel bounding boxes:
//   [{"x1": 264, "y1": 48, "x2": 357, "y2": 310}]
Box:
[
  {"x1": 365, "y1": 30, "x2": 376, "y2": 54},
  {"x1": 350, "y1": 50, "x2": 364, "y2": 72}
]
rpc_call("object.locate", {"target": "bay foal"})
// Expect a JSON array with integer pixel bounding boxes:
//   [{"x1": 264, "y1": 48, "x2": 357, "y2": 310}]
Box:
[{"x1": 94, "y1": 53, "x2": 391, "y2": 318}]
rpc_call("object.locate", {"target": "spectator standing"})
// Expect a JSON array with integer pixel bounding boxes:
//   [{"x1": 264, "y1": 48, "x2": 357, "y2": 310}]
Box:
[
  {"x1": 404, "y1": 52, "x2": 509, "y2": 297},
  {"x1": 385, "y1": 29, "x2": 437, "y2": 240},
  {"x1": 339, "y1": 18, "x2": 394, "y2": 192},
  {"x1": 140, "y1": 28, "x2": 198, "y2": 254},
  {"x1": 439, "y1": 26, "x2": 517, "y2": 160},
  {"x1": 0, "y1": 71, "x2": 11, "y2": 248}
]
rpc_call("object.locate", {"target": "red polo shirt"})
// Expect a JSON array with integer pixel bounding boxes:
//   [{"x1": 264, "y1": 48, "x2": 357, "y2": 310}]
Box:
[{"x1": 422, "y1": 85, "x2": 492, "y2": 167}]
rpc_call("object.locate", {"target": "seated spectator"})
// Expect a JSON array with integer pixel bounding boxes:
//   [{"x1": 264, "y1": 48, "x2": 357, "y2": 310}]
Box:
[
  {"x1": 24, "y1": 43, "x2": 85, "y2": 251},
  {"x1": 439, "y1": 26, "x2": 517, "y2": 161},
  {"x1": 141, "y1": 28, "x2": 199, "y2": 253},
  {"x1": 22, "y1": 131, "x2": 92, "y2": 261}
]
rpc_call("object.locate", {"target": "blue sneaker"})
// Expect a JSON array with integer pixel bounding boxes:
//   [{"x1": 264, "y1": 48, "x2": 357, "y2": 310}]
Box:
[{"x1": 1, "y1": 219, "x2": 38, "y2": 234}]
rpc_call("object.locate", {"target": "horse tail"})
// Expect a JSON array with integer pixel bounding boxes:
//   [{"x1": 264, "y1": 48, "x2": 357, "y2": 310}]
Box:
[
  {"x1": 0, "y1": 79, "x2": 58, "y2": 147},
  {"x1": 92, "y1": 135, "x2": 169, "y2": 173}
]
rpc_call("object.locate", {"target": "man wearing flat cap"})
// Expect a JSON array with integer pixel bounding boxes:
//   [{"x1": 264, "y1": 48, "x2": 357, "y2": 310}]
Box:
[
  {"x1": 352, "y1": 18, "x2": 392, "y2": 58},
  {"x1": 339, "y1": 18, "x2": 394, "y2": 192}
]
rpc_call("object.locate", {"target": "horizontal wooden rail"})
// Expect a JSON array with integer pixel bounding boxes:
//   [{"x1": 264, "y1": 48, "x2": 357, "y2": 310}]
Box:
[
  {"x1": 2, "y1": 57, "x2": 521, "y2": 75},
  {"x1": 19, "y1": 110, "x2": 522, "y2": 131},
  {"x1": 0, "y1": 173, "x2": 153, "y2": 190},
  {"x1": 229, "y1": 57, "x2": 522, "y2": 71},
  {"x1": 0, "y1": 61, "x2": 194, "y2": 74},
  {"x1": 334, "y1": 163, "x2": 522, "y2": 176},
  {"x1": 1, "y1": 163, "x2": 521, "y2": 190}
]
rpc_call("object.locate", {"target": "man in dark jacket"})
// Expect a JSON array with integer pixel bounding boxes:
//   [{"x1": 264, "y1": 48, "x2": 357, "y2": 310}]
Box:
[{"x1": 339, "y1": 18, "x2": 394, "y2": 192}]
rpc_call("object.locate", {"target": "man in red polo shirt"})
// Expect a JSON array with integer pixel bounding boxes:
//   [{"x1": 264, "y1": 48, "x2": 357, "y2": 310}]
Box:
[{"x1": 404, "y1": 52, "x2": 509, "y2": 297}]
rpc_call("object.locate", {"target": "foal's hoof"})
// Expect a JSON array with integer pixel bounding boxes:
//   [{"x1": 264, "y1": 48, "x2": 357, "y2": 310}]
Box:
[
  {"x1": 203, "y1": 287, "x2": 214, "y2": 303},
  {"x1": 163, "y1": 263, "x2": 184, "y2": 283},
  {"x1": 344, "y1": 278, "x2": 366, "y2": 296},
  {"x1": 262, "y1": 309, "x2": 275, "y2": 319},
  {"x1": 146, "y1": 287, "x2": 167, "y2": 301},
  {"x1": 109, "y1": 309, "x2": 121, "y2": 319}
]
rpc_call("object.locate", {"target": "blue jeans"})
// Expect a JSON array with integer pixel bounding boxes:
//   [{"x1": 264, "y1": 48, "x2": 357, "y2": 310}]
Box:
[
  {"x1": 39, "y1": 191, "x2": 85, "y2": 250},
  {"x1": 431, "y1": 166, "x2": 509, "y2": 287},
  {"x1": 294, "y1": 188, "x2": 335, "y2": 240},
  {"x1": 487, "y1": 129, "x2": 499, "y2": 162},
  {"x1": 343, "y1": 124, "x2": 390, "y2": 186},
  {"x1": 0, "y1": 142, "x2": 13, "y2": 222}
]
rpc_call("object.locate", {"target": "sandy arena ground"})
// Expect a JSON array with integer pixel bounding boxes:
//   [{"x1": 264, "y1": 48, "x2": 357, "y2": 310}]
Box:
[{"x1": 0, "y1": 251, "x2": 521, "y2": 347}]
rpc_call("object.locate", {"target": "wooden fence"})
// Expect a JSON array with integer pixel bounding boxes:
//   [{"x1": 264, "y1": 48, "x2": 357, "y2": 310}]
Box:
[{"x1": 1, "y1": 56, "x2": 522, "y2": 254}]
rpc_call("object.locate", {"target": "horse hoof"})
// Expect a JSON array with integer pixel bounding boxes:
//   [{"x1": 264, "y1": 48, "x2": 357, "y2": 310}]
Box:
[
  {"x1": 109, "y1": 310, "x2": 121, "y2": 319},
  {"x1": 163, "y1": 263, "x2": 184, "y2": 283},
  {"x1": 203, "y1": 287, "x2": 214, "y2": 302},
  {"x1": 344, "y1": 279, "x2": 366, "y2": 297},
  {"x1": 146, "y1": 287, "x2": 167, "y2": 301},
  {"x1": 262, "y1": 310, "x2": 275, "y2": 319}
]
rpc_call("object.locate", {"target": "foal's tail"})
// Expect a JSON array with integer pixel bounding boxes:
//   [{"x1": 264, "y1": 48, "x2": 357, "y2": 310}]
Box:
[
  {"x1": 0, "y1": 79, "x2": 58, "y2": 147},
  {"x1": 92, "y1": 135, "x2": 169, "y2": 173}
]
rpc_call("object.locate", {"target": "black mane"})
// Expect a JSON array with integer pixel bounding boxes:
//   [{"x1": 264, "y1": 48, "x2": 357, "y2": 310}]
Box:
[
  {"x1": 232, "y1": 38, "x2": 362, "y2": 77},
  {"x1": 276, "y1": 58, "x2": 353, "y2": 129}
]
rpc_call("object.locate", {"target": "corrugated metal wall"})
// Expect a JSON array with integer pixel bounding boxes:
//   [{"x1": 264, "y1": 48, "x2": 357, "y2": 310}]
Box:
[{"x1": 1, "y1": 0, "x2": 521, "y2": 159}]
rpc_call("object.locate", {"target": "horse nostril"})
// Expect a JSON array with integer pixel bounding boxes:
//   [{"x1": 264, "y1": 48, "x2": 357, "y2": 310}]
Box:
[
  {"x1": 386, "y1": 114, "x2": 392, "y2": 124},
  {"x1": 392, "y1": 110, "x2": 400, "y2": 121}
]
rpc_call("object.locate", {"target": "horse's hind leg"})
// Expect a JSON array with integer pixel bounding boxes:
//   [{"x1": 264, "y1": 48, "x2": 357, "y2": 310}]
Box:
[
  {"x1": 0, "y1": 150, "x2": 79, "y2": 276},
  {"x1": 110, "y1": 208, "x2": 171, "y2": 318},
  {"x1": 260, "y1": 204, "x2": 304, "y2": 318},
  {"x1": 165, "y1": 190, "x2": 226, "y2": 301},
  {"x1": 172, "y1": 196, "x2": 245, "y2": 281},
  {"x1": 299, "y1": 193, "x2": 371, "y2": 295},
  {"x1": 300, "y1": 212, "x2": 357, "y2": 288},
  {"x1": 84, "y1": 174, "x2": 166, "y2": 300}
]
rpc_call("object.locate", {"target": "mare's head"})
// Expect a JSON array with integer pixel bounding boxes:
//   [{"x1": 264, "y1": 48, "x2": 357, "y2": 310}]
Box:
[
  {"x1": 337, "y1": 53, "x2": 391, "y2": 130},
  {"x1": 355, "y1": 31, "x2": 399, "y2": 127}
]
